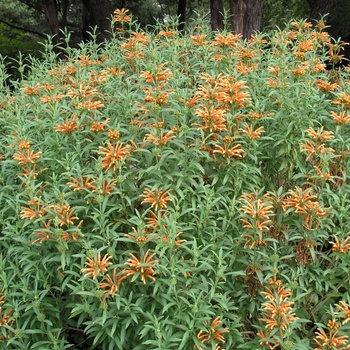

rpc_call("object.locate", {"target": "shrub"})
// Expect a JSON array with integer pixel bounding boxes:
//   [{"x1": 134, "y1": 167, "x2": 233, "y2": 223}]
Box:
[{"x1": 1, "y1": 10, "x2": 350, "y2": 349}]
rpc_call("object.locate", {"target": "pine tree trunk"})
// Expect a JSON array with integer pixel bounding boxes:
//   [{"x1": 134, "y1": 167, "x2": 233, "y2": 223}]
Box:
[
  {"x1": 43, "y1": 0, "x2": 60, "y2": 44},
  {"x1": 210, "y1": 0, "x2": 224, "y2": 31},
  {"x1": 81, "y1": 0, "x2": 115, "y2": 42},
  {"x1": 230, "y1": 0, "x2": 263, "y2": 39},
  {"x1": 177, "y1": 0, "x2": 187, "y2": 32},
  {"x1": 307, "y1": 0, "x2": 334, "y2": 21}
]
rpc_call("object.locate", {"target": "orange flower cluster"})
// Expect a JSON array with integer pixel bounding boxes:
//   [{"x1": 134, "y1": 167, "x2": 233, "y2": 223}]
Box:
[
  {"x1": 82, "y1": 252, "x2": 113, "y2": 279},
  {"x1": 282, "y1": 186, "x2": 329, "y2": 230},
  {"x1": 196, "y1": 316, "x2": 229, "y2": 349},
  {"x1": 239, "y1": 191, "x2": 274, "y2": 248},
  {"x1": 98, "y1": 141, "x2": 131, "y2": 172},
  {"x1": 120, "y1": 249, "x2": 158, "y2": 284},
  {"x1": 139, "y1": 63, "x2": 173, "y2": 108},
  {"x1": 300, "y1": 127, "x2": 335, "y2": 183},
  {"x1": 0, "y1": 289, "x2": 14, "y2": 342},
  {"x1": 114, "y1": 8, "x2": 131, "y2": 23},
  {"x1": 258, "y1": 277, "x2": 298, "y2": 349},
  {"x1": 313, "y1": 301, "x2": 350, "y2": 349},
  {"x1": 330, "y1": 236, "x2": 350, "y2": 254}
]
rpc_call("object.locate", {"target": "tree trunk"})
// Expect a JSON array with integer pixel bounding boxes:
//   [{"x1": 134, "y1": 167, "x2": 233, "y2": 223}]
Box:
[
  {"x1": 230, "y1": 0, "x2": 263, "y2": 39},
  {"x1": 307, "y1": 0, "x2": 334, "y2": 21},
  {"x1": 210, "y1": 0, "x2": 224, "y2": 31},
  {"x1": 43, "y1": 0, "x2": 60, "y2": 45},
  {"x1": 177, "y1": 0, "x2": 187, "y2": 32},
  {"x1": 81, "y1": 0, "x2": 115, "y2": 42}
]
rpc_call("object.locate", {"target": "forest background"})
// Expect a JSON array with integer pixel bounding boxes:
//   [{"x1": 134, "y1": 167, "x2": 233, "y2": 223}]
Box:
[{"x1": 1, "y1": 0, "x2": 350, "y2": 66}]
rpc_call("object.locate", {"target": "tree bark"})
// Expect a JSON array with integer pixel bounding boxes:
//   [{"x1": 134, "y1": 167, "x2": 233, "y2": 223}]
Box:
[
  {"x1": 43, "y1": 0, "x2": 60, "y2": 44},
  {"x1": 230, "y1": 0, "x2": 263, "y2": 39},
  {"x1": 210, "y1": 0, "x2": 224, "y2": 31},
  {"x1": 307, "y1": 0, "x2": 334, "y2": 21},
  {"x1": 177, "y1": 0, "x2": 187, "y2": 32},
  {"x1": 81, "y1": 0, "x2": 115, "y2": 42}
]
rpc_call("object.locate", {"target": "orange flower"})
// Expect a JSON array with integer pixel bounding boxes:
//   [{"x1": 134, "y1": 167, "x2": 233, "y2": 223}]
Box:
[
  {"x1": 140, "y1": 63, "x2": 172, "y2": 84},
  {"x1": 143, "y1": 129, "x2": 175, "y2": 146},
  {"x1": 124, "y1": 227, "x2": 152, "y2": 246},
  {"x1": 330, "y1": 111, "x2": 350, "y2": 125},
  {"x1": 214, "y1": 142, "x2": 244, "y2": 159},
  {"x1": 90, "y1": 120, "x2": 107, "y2": 132},
  {"x1": 81, "y1": 252, "x2": 113, "y2": 279},
  {"x1": 193, "y1": 106, "x2": 227, "y2": 132},
  {"x1": 314, "y1": 327, "x2": 349, "y2": 349},
  {"x1": 241, "y1": 122, "x2": 265, "y2": 139},
  {"x1": 211, "y1": 32, "x2": 241, "y2": 48},
  {"x1": 140, "y1": 188, "x2": 172, "y2": 211},
  {"x1": 77, "y1": 99, "x2": 104, "y2": 110},
  {"x1": 52, "y1": 203, "x2": 78, "y2": 226},
  {"x1": 120, "y1": 250, "x2": 157, "y2": 284},
  {"x1": 282, "y1": 187, "x2": 329, "y2": 230},
  {"x1": 197, "y1": 316, "x2": 229, "y2": 346},
  {"x1": 67, "y1": 176, "x2": 96, "y2": 192},
  {"x1": 20, "y1": 204, "x2": 47, "y2": 220},
  {"x1": 330, "y1": 236, "x2": 350, "y2": 254},
  {"x1": 315, "y1": 79, "x2": 339, "y2": 92},
  {"x1": 99, "y1": 268, "x2": 121, "y2": 302},
  {"x1": 108, "y1": 129, "x2": 120, "y2": 140},
  {"x1": 18, "y1": 140, "x2": 30, "y2": 149},
  {"x1": 113, "y1": 8, "x2": 131, "y2": 23},
  {"x1": 335, "y1": 301, "x2": 350, "y2": 325},
  {"x1": 190, "y1": 34, "x2": 207, "y2": 46},
  {"x1": 13, "y1": 149, "x2": 41, "y2": 165},
  {"x1": 158, "y1": 30, "x2": 177, "y2": 38},
  {"x1": 54, "y1": 119, "x2": 78, "y2": 134},
  {"x1": 332, "y1": 92, "x2": 350, "y2": 109},
  {"x1": 98, "y1": 142, "x2": 131, "y2": 171},
  {"x1": 32, "y1": 221, "x2": 51, "y2": 244},
  {"x1": 305, "y1": 126, "x2": 334, "y2": 141},
  {"x1": 260, "y1": 278, "x2": 298, "y2": 337}
]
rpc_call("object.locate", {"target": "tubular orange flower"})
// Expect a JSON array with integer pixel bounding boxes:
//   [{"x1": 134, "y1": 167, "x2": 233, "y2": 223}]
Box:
[
  {"x1": 77, "y1": 99, "x2": 104, "y2": 110},
  {"x1": 32, "y1": 220, "x2": 51, "y2": 244},
  {"x1": 98, "y1": 141, "x2": 131, "y2": 172},
  {"x1": 193, "y1": 106, "x2": 227, "y2": 132},
  {"x1": 13, "y1": 149, "x2": 41, "y2": 165},
  {"x1": 99, "y1": 268, "x2": 122, "y2": 302},
  {"x1": 305, "y1": 126, "x2": 334, "y2": 141},
  {"x1": 54, "y1": 119, "x2": 78, "y2": 134},
  {"x1": 214, "y1": 142, "x2": 244, "y2": 159},
  {"x1": 197, "y1": 316, "x2": 229, "y2": 347},
  {"x1": 211, "y1": 32, "x2": 242, "y2": 48},
  {"x1": 330, "y1": 111, "x2": 350, "y2": 124},
  {"x1": 332, "y1": 92, "x2": 350, "y2": 109},
  {"x1": 81, "y1": 252, "x2": 113, "y2": 279},
  {"x1": 315, "y1": 79, "x2": 339, "y2": 92},
  {"x1": 143, "y1": 129, "x2": 175, "y2": 146},
  {"x1": 314, "y1": 327, "x2": 349, "y2": 349},
  {"x1": 241, "y1": 122, "x2": 265, "y2": 139},
  {"x1": 120, "y1": 250, "x2": 157, "y2": 284},
  {"x1": 260, "y1": 278, "x2": 298, "y2": 337},
  {"x1": 67, "y1": 176, "x2": 96, "y2": 192},
  {"x1": 330, "y1": 236, "x2": 350, "y2": 254},
  {"x1": 335, "y1": 301, "x2": 350, "y2": 325},
  {"x1": 113, "y1": 8, "x2": 131, "y2": 23},
  {"x1": 20, "y1": 199, "x2": 47, "y2": 220},
  {"x1": 124, "y1": 227, "x2": 152, "y2": 246},
  {"x1": 108, "y1": 129, "x2": 120, "y2": 140},
  {"x1": 52, "y1": 203, "x2": 78, "y2": 226},
  {"x1": 140, "y1": 188, "x2": 172, "y2": 211},
  {"x1": 190, "y1": 34, "x2": 207, "y2": 46}
]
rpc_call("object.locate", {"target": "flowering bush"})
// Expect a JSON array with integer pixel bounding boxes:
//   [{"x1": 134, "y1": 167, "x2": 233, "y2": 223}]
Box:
[{"x1": 1, "y1": 9, "x2": 350, "y2": 349}]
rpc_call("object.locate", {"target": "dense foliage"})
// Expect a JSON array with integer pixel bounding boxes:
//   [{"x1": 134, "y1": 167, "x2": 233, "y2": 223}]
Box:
[{"x1": 1, "y1": 10, "x2": 350, "y2": 349}]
